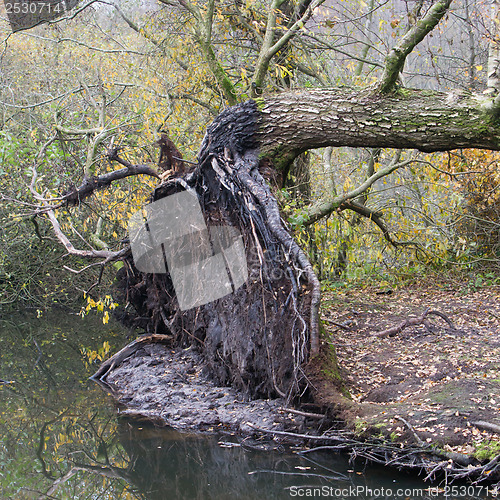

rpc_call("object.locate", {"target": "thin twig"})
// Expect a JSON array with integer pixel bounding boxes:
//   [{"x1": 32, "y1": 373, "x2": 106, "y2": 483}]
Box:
[
  {"x1": 246, "y1": 423, "x2": 349, "y2": 442},
  {"x1": 395, "y1": 416, "x2": 424, "y2": 446},
  {"x1": 281, "y1": 408, "x2": 327, "y2": 420}
]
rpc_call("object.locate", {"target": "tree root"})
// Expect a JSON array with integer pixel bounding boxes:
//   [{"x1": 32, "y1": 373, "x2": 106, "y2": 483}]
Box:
[
  {"x1": 374, "y1": 308, "x2": 454, "y2": 338},
  {"x1": 115, "y1": 102, "x2": 322, "y2": 400},
  {"x1": 281, "y1": 407, "x2": 327, "y2": 420},
  {"x1": 472, "y1": 421, "x2": 500, "y2": 435}
]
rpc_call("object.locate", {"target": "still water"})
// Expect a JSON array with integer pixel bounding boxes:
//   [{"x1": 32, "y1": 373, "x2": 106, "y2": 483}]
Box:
[{"x1": 0, "y1": 310, "x2": 492, "y2": 499}]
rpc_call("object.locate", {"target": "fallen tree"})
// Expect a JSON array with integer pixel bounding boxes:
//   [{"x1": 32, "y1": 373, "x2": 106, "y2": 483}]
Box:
[
  {"x1": 112, "y1": 99, "x2": 321, "y2": 400},
  {"x1": 88, "y1": 85, "x2": 500, "y2": 403},
  {"x1": 25, "y1": 0, "x2": 500, "y2": 404}
]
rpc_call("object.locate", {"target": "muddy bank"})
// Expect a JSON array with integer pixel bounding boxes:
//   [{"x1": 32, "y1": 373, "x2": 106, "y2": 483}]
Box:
[
  {"x1": 93, "y1": 282, "x2": 500, "y2": 486},
  {"x1": 314, "y1": 282, "x2": 500, "y2": 484},
  {"x1": 96, "y1": 341, "x2": 309, "y2": 435}
]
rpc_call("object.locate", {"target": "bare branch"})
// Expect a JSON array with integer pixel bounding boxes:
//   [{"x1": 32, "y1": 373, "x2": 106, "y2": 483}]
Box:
[
  {"x1": 302, "y1": 31, "x2": 385, "y2": 69},
  {"x1": 99, "y1": 0, "x2": 161, "y2": 47},
  {"x1": 354, "y1": 0, "x2": 377, "y2": 76},
  {"x1": 8, "y1": 0, "x2": 100, "y2": 33},
  {"x1": 22, "y1": 33, "x2": 146, "y2": 55},
  {"x1": 169, "y1": 92, "x2": 218, "y2": 116},
  {"x1": 62, "y1": 149, "x2": 159, "y2": 206},
  {"x1": 268, "y1": 0, "x2": 325, "y2": 58},
  {"x1": 54, "y1": 123, "x2": 103, "y2": 135},
  {"x1": 29, "y1": 168, "x2": 128, "y2": 262},
  {"x1": 339, "y1": 200, "x2": 419, "y2": 249},
  {"x1": 375, "y1": 308, "x2": 454, "y2": 338},
  {"x1": 379, "y1": 0, "x2": 452, "y2": 93},
  {"x1": 304, "y1": 158, "x2": 423, "y2": 224},
  {"x1": 176, "y1": 0, "x2": 203, "y2": 23}
]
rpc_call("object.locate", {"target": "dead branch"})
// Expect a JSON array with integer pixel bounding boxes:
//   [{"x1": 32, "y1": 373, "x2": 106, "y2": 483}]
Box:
[
  {"x1": 341, "y1": 200, "x2": 424, "y2": 252},
  {"x1": 62, "y1": 149, "x2": 159, "y2": 206},
  {"x1": 281, "y1": 408, "x2": 327, "y2": 420},
  {"x1": 395, "y1": 415, "x2": 424, "y2": 446},
  {"x1": 45, "y1": 208, "x2": 129, "y2": 261},
  {"x1": 322, "y1": 317, "x2": 351, "y2": 330},
  {"x1": 374, "y1": 308, "x2": 454, "y2": 338},
  {"x1": 29, "y1": 164, "x2": 129, "y2": 263},
  {"x1": 247, "y1": 421, "x2": 482, "y2": 480},
  {"x1": 91, "y1": 334, "x2": 173, "y2": 381},
  {"x1": 246, "y1": 423, "x2": 350, "y2": 442},
  {"x1": 304, "y1": 158, "x2": 426, "y2": 225}
]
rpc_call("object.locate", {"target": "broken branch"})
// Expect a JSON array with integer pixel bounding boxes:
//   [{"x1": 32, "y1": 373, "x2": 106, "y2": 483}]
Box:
[
  {"x1": 374, "y1": 308, "x2": 454, "y2": 338},
  {"x1": 62, "y1": 149, "x2": 159, "y2": 206}
]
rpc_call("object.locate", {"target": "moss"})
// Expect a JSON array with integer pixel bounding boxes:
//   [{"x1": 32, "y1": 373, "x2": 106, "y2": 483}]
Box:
[
  {"x1": 253, "y1": 97, "x2": 265, "y2": 111},
  {"x1": 394, "y1": 87, "x2": 440, "y2": 99},
  {"x1": 354, "y1": 418, "x2": 368, "y2": 436},
  {"x1": 318, "y1": 322, "x2": 351, "y2": 399},
  {"x1": 367, "y1": 422, "x2": 391, "y2": 440},
  {"x1": 320, "y1": 349, "x2": 341, "y2": 381},
  {"x1": 319, "y1": 325, "x2": 340, "y2": 381},
  {"x1": 339, "y1": 385, "x2": 352, "y2": 399},
  {"x1": 473, "y1": 440, "x2": 500, "y2": 461},
  {"x1": 396, "y1": 87, "x2": 412, "y2": 97}
]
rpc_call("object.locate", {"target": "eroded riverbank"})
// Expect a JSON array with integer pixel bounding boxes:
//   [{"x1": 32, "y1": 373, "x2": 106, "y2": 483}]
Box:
[
  {"x1": 93, "y1": 283, "x2": 500, "y2": 488},
  {"x1": 2, "y1": 309, "x2": 454, "y2": 499}
]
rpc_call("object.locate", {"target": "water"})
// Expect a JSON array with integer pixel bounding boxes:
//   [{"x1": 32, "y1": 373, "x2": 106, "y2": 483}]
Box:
[{"x1": 0, "y1": 311, "x2": 493, "y2": 499}]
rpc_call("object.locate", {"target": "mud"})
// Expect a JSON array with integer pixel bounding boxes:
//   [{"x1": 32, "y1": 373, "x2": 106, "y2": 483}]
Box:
[{"x1": 101, "y1": 342, "x2": 304, "y2": 434}]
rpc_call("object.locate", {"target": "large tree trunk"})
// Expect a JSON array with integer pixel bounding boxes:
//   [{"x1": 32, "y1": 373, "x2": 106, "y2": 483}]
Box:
[
  {"x1": 117, "y1": 101, "x2": 320, "y2": 401},
  {"x1": 257, "y1": 88, "x2": 499, "y2": 170},
  {"x1": 113, "y1": 87, "x2": 500, "y2": 402}
]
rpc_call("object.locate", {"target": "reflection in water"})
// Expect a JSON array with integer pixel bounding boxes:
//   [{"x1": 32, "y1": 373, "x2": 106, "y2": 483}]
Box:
[
  {"x1": 0, "y1": 311, "x2": 486, "y2": 500},
  {"x1": 118, "y1": 423, "x2": 352, "y2": 500},
  {"x1": 0, "y1": 311, "x2": 132, "y2": 499}
]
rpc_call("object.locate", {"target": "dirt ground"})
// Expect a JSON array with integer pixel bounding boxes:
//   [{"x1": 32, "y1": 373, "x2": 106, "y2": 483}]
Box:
[{"x1": 321, "y1": 281, "x2": 500, "y2": 460}]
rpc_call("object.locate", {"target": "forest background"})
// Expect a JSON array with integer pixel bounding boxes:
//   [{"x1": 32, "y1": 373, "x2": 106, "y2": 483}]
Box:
[{"x1": 0, "y1": 0, "x2": 498, "y2": 312}]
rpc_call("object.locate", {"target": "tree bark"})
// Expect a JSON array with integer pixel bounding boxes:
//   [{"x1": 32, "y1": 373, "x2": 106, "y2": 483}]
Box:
[
  {"x1": 256, "y1": 88, "x2": 499, "y2": 170},
  {"x1": 487, "y1": 0, "x2": 500, "y2": 96}
]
